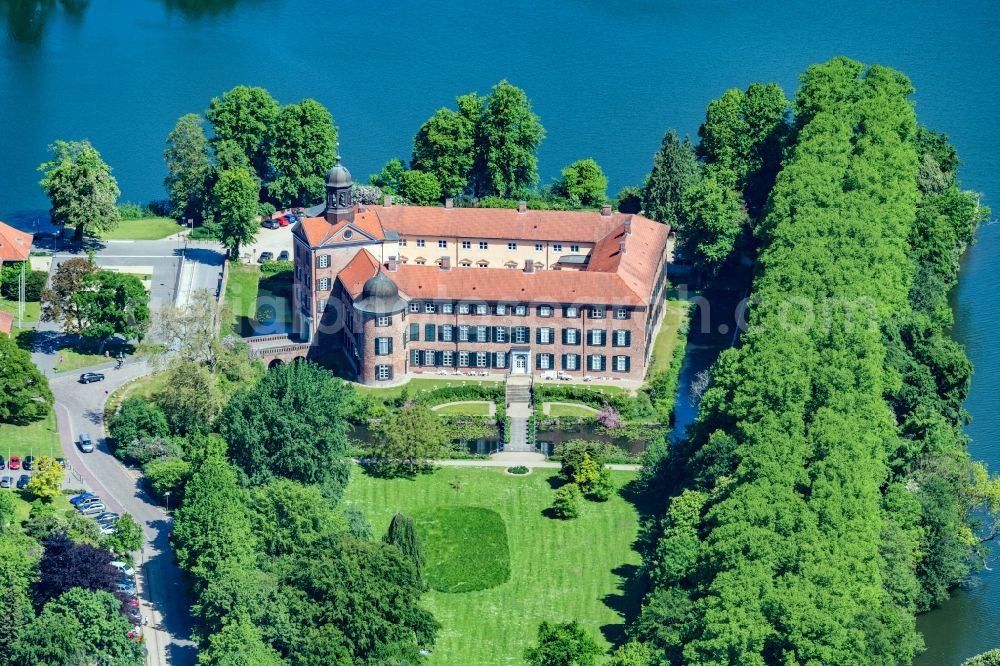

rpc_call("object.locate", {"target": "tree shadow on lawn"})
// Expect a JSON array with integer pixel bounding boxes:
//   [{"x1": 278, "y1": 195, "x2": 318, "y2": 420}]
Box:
[
  {"x1": 600, "y1": 562, "x2": 648, "y2": 646},
  {"x1": 357, "y1": 460, "x2": 436, "y2": 481}
]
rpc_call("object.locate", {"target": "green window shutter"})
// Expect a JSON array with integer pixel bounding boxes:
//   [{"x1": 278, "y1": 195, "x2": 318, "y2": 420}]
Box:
[
  {"x1": 425, "y1": 323, "x2": 435, "y2": 341},
  {"x1": 625, "y1": 331, "x2": 631, "y2": 347},
  {"x1": 535, "y1": 353, "x2": 542, "y2": 369},
  {"x1": 387, "y1": 366, "x2": 393, "y2": 380},
  {"x1": 625, "y1": 356, "x2": 631, "y2": 372},
  {"x1": 561, "y1": 353, "x2": 567, "y2": 369},
  {"x1": 387, "y1": 338, "x2": 393, "y2": 354},
  {"x1": 411, "y1": 349, "x2": 420, "y2": 365},
  {"x1": 409, "y1": 323, "x2": 419, "y2": 341},
  {"x1": 536, "y1": 328, "x2": 542, "y2": 344},
  {"x1": 601, "y1": 355, "x2": 607, "y2": 371}
]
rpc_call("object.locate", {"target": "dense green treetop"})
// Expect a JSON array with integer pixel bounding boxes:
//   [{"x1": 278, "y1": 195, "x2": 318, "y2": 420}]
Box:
[
  {"x1": 0, "y1": 332, "x2": 52, "y2": 424},
  {"x1": 268, "y1": 98, "x2": 338, "y2": 208},
  {"x1": 38, "y1": 139, "x2": 121, "y2": 241},
  {"x1": 412, "y1": 103, "x2": 477, "y2": 196},
  {"x1": 556, "y1": 158, "x2": 608, "y2": 207},
  {"x1": 72, "y1": 270, "x2": 150, "y2": 345},
  {"x1": 213, "y1": 166, "x2": 259, "y2": 258},
  {"x1": 476, "y1": 80, "x2": 546, "y2": 197},
  {"x1": 640, "y1": 129, "x2": 699, "y2": 228},
  {"x1": 524, "y1": 620, "x2": 602, "y2": 666},
  {"x1": 205, "y1": 85, "x2": 280, "y2": 182},
  {"x1": 165, "y1": 113, "x2": 212, "y2": 223}
]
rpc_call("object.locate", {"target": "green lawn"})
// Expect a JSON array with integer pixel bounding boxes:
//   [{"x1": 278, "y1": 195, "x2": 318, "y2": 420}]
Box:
[
  {"x1": 0, "y1": 297, "x2": 40, "y2": 323},
  {"x1": 546, "y1": 403, "x2": 598, "y2": 418},
  {"x1": 414, "y1": 506, "x2": 511, "y2": 593},
  {"x1": 54, "y1": 347, "x2": 108, "y2": 372},
  {"x1": 355, "y1": 378, "x2": 501, "y2": 401},
  {"x1": 0, "y1": 411, "x2": 61, "y2": 460},
  {"x1": 433, "y1": 402, "x2": 492, "y2": 417},
  {"x1": 99, "y1": 217, "x2": 183, "y2": 241},
  {"x1": 344, "y1": 466, "x2": 642, "y2": 664},
  {"x1": 648, "y1": 298, "x2": 690, "y2": 375},
  {"x1": 106, "y1": 370, "x2": 170, "y2": 416}
]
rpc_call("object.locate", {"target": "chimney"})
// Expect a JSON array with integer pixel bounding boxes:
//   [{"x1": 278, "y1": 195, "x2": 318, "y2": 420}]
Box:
[
  {"x1": 445, "y1": 197, "x2": 454, "y2": 209},
  {"x1": 623, "y1": 219, "x2": 631, "y2": 235},
  {"x1": 601, "y1": 204, "x2": 612, "y2": 217},
  {"x1": 383, "y1": 195, "x2": 393, "y2": 208},
  {"x1": 386, "y1": 258, "x2": 398, "y2": 272},
  {"x1": 619, "y1": 241, "x2": 627, "y2": 255},
  {"x1": 523, "y1": 259, "x2": 535, "y2": 274},
  {"x1": 518, "y1": 200, "x2": 527, "y2": 214},
  {"x1": 440, "y1": 256, "x2": 451, "y2": 271}
]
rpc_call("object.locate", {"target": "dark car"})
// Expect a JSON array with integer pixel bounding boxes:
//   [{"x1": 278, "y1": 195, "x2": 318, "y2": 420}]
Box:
[
  {"x1": 16, "y1": 474, "x2": 30, "y2": 489},
  {"x1": 79, "y1": 372, "x2": 105, "y2": 384},
  {"x1": 0, "y1": 476, "x2": 12, "y2": 488},
  {"x1": 262, "y1": 219, "x2": 280, "y2": 230},
  {"x1": 70, "y1": 491, "x2": 97, "y2": 505},
  {"x1": 55, "y1": 457, "x2": 67, "y2": 468},
  {"x1": 277, "y1": 250, "x2": 290, "y2": 261},
  {"x1": 257, "y1": 251, "x2": 274, "y2": 263},
  {"x1": 0, "y1": 455, "x2": 5, "y2": 470},
  {"x1": 23, "y1": 456, "x2": 34, "y2": 470},
  {"x1": 9, "y1": 456, "x2": 20, "y2": 470}
]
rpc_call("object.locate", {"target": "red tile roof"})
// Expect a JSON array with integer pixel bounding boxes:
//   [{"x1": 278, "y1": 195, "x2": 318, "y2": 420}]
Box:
[
  {"x1": 295, "y1": 210, "x2": 386, "y2": 248},
  {"x1": 337, "y1": 248, "x2": 381, "y2": 298},
  {"x1": 372, "y1": 205, "x2": 626, "y2": 242},
  {"x1": 0, "y1": 311, "x2": 12, "y2": 335},
  {"x1": 0, "y1": 221, "x2": 32, "y2": 263},
  {"x1": 586, "y1": 216, "x2": 669, "y2": 301}
]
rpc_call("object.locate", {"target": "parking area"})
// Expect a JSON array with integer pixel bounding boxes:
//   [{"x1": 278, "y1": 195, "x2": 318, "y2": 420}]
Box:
[{"x1": 242, "y1": 219, "x2": 295, "y2": 264}]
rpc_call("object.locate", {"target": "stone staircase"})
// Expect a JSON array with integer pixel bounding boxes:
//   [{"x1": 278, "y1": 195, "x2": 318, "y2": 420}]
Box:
[{"x1": 504, "y1": 375, "x2": 534, "y2": 452}]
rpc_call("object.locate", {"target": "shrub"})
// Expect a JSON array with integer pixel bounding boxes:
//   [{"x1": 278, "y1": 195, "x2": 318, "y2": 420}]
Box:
[
  {"x1": 108, "y1": 397, "x2": 169, "y2": 453},
  {"x1": 259, "y1": 259, "x2": 293, "y2": 277},
  {"x1": 0, "y1": 263, "x2": 47, "y2": 301},
  {"x1": 962, "y1": 649, "x2": 1000, "y2": 666},
  {"x1": 507, "y1": 465, "x2": 529, "y2": 475},
  {"x1": 143, "y1": 457, "x2": 191, "y2": 502},
  {"x1": 345, "y1": 507, "x2": 374, "y2": 540},
  {"x1": 551, "y1": 483, "x2": 583, "y2": 519},
  {"x1": 597, "y1": 402, "x2": 623, "y2": 430},
  {"x1": 525, "y1": 620, "x2": 602, "y2": 666},
  {"x1": 558, "y1": 440, "x2": 607, "y2": 483},
  {"x1": 120, "y1": 436, "x2": 183, "y2": 467}
]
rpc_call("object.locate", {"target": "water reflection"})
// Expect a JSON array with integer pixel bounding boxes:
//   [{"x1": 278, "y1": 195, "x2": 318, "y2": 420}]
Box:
[
  {"x1": 157, "y1": 0, "x2": 265, "y2": 20},
  {"x1": 0, "y1": 0, "x2": 87, "y2": 44}
]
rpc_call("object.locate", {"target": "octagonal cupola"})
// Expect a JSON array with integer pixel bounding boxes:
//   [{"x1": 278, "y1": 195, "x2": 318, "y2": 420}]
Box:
[{"x1": 325, "y1": 153, "x2": 354, "y2": 224}]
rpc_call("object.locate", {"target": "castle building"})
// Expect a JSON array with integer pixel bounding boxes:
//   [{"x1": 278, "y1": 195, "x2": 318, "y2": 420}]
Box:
[{"x1": 290, "y1": 157, "x2": 671, "y2": 385}]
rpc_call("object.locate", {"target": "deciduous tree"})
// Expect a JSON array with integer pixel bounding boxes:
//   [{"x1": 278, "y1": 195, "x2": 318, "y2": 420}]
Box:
[
  {"x1": 524, "y1": 620, "x2": 601, "y2": 666},
  {"x1": 557, "y1": 158, "x2": 608, "y2": 206},
  {"x1": 103, "y1": 513, "x2": 144, "y2": 555},
  {"x1": 108, "y1": 397, "x2": 169, "y2": 450},
  {"x1": 165, "y1": 113, "x2": 212, "y2": 223},
  {"x1": 268, "y1": 99, "x2": 338, "y2": 207},
  {"x1": 36, "y1": 532, "x2": 118, "y2": 603},
  {"x1": 40, "y1": 257, "x2": 96, "y2": 333},
  {"x1": 0, "y1": 331, "x2": 52, "y2": 424},
  {"x1": 412, "y1": 105, "x2": 476, "y2": 196},
  {"x1": 38, "y1": 139, "x2": 121, "y2": 242},
  {"x1": 72, "y1": 270, "x2": 150, "y2": 346},
  {"x1": 26, "y1": 456, "x2": 63, "y2": 500},
  {"x1": 369, "y1": 403, "x2": 446, "y2": 476},
  {"x1": 213, "y1": 166, "x2": 259, "y2": 259},
  {"x1": 398, "y1": 169, "x2": 442, "y2": 205},
  {"x1": 206, "y1": 85, "x2": 279, "y2": 182},
  {"x1": 677, "y1": 175, "x2": 746, "y2": 276},
  {"x1": 475, "y1": 80, "x2": 545, "y2": 197}
]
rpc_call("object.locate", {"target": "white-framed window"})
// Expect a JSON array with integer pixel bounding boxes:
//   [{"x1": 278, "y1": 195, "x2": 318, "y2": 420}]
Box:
[
  {"x1": 614, "y1": 355, "x2": 628, "y2": 372},
  {"x1": 515, "y1": 305, "x2": 527, "y2": 316},
  {"x1": 571, "y1": 244, "x2": 580, "y2": 253},
  {"x1": 589, "y1": 329, "x2": 606, "y2": 345},
  {"x1": 417, "y1": 239, "x2": 425, "y2": 247},
  {"x1": 458, "y1": 352, "x2": 470, "y2": 367},
  {"x1": 589, "y1": 354, "x2": 604, "y2": 371},
  {"x1": 535, "y1": 243, "x2": 543, "y2": 251},
  {"x1": 376, "y1": 365, "x2": 391, "y2": 380},
  {"x1": 479, "y1": 241, "x2": 489, "y2": 250},
  {"x1": 318, "y1": 299, "x2": 327, "y2": 312},
  {"x1": 476, "y1": 304, "x2": 488, "y2": 315},
  {"x1": 476, "y1": 325, "x2": 488, "y2": 341},
  {"x1": 565, "y1": 305, "x2": 579, "y2": 318},
  {"x1": 553, "y1": 243, "x2": 563, "y2": 252},
  {"x1": 409, "y1": 302, "x2": 420, "y2": 313},
  {"x1": 591, "y1": 306, "x2": 605, "y2": 319},
  {"x1": 476, "y1": 352, "x2": 488, "y2": 368},
  {"x1": 376, "y1": 315, "x2": 391, "y2": 327},
  {"x1": 507, "y1": 242, "x2": 517, "y2": 251},
  {"x1": 495, "y1": 327, "x2": 508, "y2": 343},
  {"x1": 538, "y1": 354, "x2": 552, "y2": 370},
  {"x1": 539, "y1": 327, "x2": 552, "y2": 344},
  {"x1": 399, "y1": 239, "x2": 408, "y2": 246},
  {"x1": 462, "y1": 240, "x2": 471, "y2": 249},
  {"x1": 564, "y1": 354, "x2": 579, "y2": 371},
  {"x1": 565, "y1": 328, "x2": 579, "y2": 344},
  {"x1": 375, "y1": 337, "x2": 392, "y2": 355},
  {"x1": 424, "y1": 351, "x2": 436, "y2": 367},
  {"x1": 494, "y1": 352, "x2": 507, "y2": 368},
  {"x1": 513, "y1": 327, "x2": 529, "y2": 344},
  {"x1": 441, "y1": 325, "x2": 454, "y2": 342},
  {"x1": 318, "y1": 277, "x2": 330, "y2": 291},
  {"x1": 459, "y1": 325, "x2": 470, "y2": 342},
  {"x1": 442, "y1": 303, "x2": 454, "y2": 314},
  {"x1": 459, "y1": 303, "x2": 471, "y2": 314},
  {"x1": 539, "y1": 305, "x2": 552, "y2": 317},
  {"x1": 614, "y1": 330, "x2": 628, "y2": 346},
  {"x1": 425, "y1": 303, "x2": 436, "y2": 313},
  {"x1": 615, "y1": 307, "x2": 628, "y2": 319},
  {"x1": 318, "y1": 255, "x2": 330, "y2": 268},
  {"x1": 442, "y1": 351, "x2": 453, "y2": 366},
  {"x1": 496, "y1": 304, "x2": 507, "y2": 316},
  {"x1": 438, "y1": 240, "x2": 447, "y2": 248}
]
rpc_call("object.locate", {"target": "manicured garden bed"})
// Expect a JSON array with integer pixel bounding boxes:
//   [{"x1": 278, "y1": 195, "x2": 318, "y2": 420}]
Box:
[
  {"x1": 344, "y1": 466, "x2": 642, "y2": 663},
  {"x1": 547, "y1": 403, "x2": 598, "y2": 418},
  {"x1": 433, "y1": 402, "x2": 492, "y2": 417},
  {"x1": 413, "y1": 505, "x2": 510, "y2": 593}
]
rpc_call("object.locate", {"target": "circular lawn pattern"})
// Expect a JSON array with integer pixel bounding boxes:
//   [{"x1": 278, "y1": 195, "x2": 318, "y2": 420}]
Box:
[{"x1": 413, "y1": 506, "x2": 511, "y2": 593}]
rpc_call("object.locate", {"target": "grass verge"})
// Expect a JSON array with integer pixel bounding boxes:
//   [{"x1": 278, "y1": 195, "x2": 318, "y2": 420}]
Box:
[
  {"x1": 0, "y1": 411, "x2": 61, "y2": 460},
  {"x1": 648, "y1": 298, "x2": 690, "y2": 375},
  {"x1": 344, "y1": 466, "x2": 642, "y2": 664},
  {"x1": 99, "y1": 217, "x2": 183, "y2": 241},
  {"x1": 413, "y1": 505, "x2": 511, "y2": 593},
  {"x1": 0, "y1": 298, "x2": 40, "y2": 323}
]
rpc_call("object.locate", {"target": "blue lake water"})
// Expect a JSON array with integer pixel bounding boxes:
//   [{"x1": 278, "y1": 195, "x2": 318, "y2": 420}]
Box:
[{"x1": 1, "y1": 1, "x2": 997, "y2": 661}]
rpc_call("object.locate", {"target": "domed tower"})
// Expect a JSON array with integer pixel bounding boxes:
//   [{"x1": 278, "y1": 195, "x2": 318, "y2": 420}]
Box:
[
  {"x1": 325, "y1": 154, "x2": 354, "y2": 224},
  {"x1": 353, "y1": 271, "x2": 407, "y2": 385}
]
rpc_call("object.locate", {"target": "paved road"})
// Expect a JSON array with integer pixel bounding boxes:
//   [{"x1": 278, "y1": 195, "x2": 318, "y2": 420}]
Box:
[{"x1": 52, "y1": 362, "x2": 197, "y2": 666}]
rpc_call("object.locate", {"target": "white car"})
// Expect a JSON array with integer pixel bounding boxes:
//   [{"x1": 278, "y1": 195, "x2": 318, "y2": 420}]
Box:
[{"x1": 110, "y1": 561, "x2": 136, "y2": 577}]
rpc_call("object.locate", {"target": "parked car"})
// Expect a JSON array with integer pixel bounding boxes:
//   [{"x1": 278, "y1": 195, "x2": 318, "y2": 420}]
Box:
[
  {"x1": 257, "y1": 251, "x2": 274, "y2": 263},
  {"x1": 75, "y1": 496, "x2": 103, "y2": 509},
  {"x1": 80, "y1": 503, "x2": 107, "y2": 516},
  {"x1": 9, "y1": 456, "x2": 20, "y2": 470},
  {"x1": 277, "y1": 250, "x2": 290, "y2": 261},
  {"x1": 261, "y1": 218, "x2": 280, "y2": 229},
  {"x1": 0, "y1": 455, "x2": 5, "y2": 470},
  {"x1": 111, "y1": 561, "x2": 136, "y2": 577},
  {"x1": 0, "y1": 476, "x2": 12, "y2": 488},
  {"x1": 79, "y1": 372, "x2": 105, "y2": 384},
  {"x1": 23, "y1": 456, "x2": 34, "y2": 470},
  {"x1": 95, "y1": 512, "x2": 120, "y2": 523},
  {"x1": 55, "y1": 457, "x2": 67, "y2": 468},
  {"x1": 117, "y1": 579, "x2": 137, "y2": 595},
  {"x1": 16, "y1": 475, "x2": 30, "y2": 489},
  {"x1": 101, "y1": 524, "x2": 117, "y2": 535},
  {"x1": 121, "y1": 603, "x2": 142, "y2": 624},
  {"x1": 70, "y1": 491, "x2": 97, "y2": 505},
  {"x1": 78, "y1": 433, "x2": 94, "y2": 453}
]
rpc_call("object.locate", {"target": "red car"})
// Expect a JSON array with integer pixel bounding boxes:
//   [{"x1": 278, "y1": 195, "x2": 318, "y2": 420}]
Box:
[
  {"x1": 9, "y1": 456, "x2": 20, "y2": 470},
  {"x1": 277, "y1": 215, "x2": 291, "y2": 227}
]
